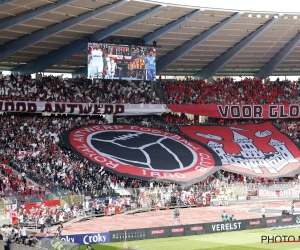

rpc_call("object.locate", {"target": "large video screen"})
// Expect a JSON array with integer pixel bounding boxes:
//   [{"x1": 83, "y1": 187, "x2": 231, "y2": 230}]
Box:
[{"x1": 87, "y1": 43, "x2": 156, "y2": 81}]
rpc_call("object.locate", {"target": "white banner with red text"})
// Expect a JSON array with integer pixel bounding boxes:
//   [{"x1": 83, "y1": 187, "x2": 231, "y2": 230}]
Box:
[
  {"x1": 0, "y1": 101, "x2": 167, "y2": 116},
  {"x1": 257, "y1": 188, "x2": 300, "y2": 198}
]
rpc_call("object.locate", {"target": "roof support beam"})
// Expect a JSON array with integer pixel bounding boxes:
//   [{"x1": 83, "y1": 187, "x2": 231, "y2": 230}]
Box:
[
  {"x1": 13, "y1": 5, "x2": 164, "y2": 74},
  {"x1": 88, "y1": 6, "x2": 164, "y2": 41},
  {"x1": 0, "y1": 0, "x2": 16, "y2": 5},
  {"x1": 69, "y1": 9, "x2": 201, "y2": 75},
  {"x1": 0, "y1": 0, "x2": 76, "y2": 32},
  {"x1": 0, "y1": 0, "x2": 126, "y2": 60},
  {"x1": 255, "y1": 33, "x2": 300, "y2": 79},
  {"x1": 134, "y1": 9, "x2": 201, "y2": 45},
  {"x1": 194, "y1": 18, "x2": 279, "y2": 79},
  {"x1": 156, "y1": 13, "x2": 240, "y2": 74}
]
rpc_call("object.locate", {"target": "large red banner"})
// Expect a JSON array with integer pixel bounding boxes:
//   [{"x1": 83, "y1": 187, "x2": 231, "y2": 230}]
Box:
[
  {"x1": 170, "y1": 104, "x2": 300, "y2": 119},
  {"x1": 180, "y1": 122, "x2": 300, "y2": 179}
]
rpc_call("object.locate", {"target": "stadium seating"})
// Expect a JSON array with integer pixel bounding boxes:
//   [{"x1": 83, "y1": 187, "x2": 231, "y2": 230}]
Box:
[
  {"x1": 162, "y1": 78, "x2": 299, "y2": 104},
  {"x1": 0, "y1": 74, "x2": 160, "y2": 104},
  {"x1": 0, "y1": 74, "x2": 299, "y2": 201},
  {"x1": 1, "y1": 73, "x2": 299, "y2": 105}
]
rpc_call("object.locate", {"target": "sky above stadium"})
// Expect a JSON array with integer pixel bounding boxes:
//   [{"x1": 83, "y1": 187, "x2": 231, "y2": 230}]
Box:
[{"x1": 137, "y1": 0, "x2": 300, "y2": 14}]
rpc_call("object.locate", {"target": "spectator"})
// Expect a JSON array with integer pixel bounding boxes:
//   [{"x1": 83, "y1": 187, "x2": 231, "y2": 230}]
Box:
[
  {"x1": 39, "y1": 216, "x2": 45, "y2": 234},
  {"x1": 28, "y1": 234, "x2": 39, "y2": 247},
  {"x1": 19, "y1": 225, "x2": 27, "y2": 244},
  {"x1": 45, "y1": 215, "x2": 52, "y2": 236},
  {"x1": 226, "y1": 214, "x2": 235, "y2": 221},
  {"x1": 86, "y1": 245, "x2": 94, "y2": 250},
  {"x1": 222, "y1": 211, "x2": 228, "y2": 221},
  {"x1": 261, "y1": 206, "x2": 266, "y2": 218},
  {"x1": 58, "y1": 211, "x2": 65, "y2": 229},
  {"x1": 56, "y1": 226, "x2": 62, "y2": 238}
]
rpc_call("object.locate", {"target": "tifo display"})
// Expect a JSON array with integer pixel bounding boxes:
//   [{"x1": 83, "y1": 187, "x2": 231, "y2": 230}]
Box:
[{"x1": 62, "y1": 122, "x2": 300, "y2": 185}]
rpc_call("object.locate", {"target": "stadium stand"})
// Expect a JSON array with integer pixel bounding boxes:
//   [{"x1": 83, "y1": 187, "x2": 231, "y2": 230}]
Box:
[
  {"x1": 0, "y1": 115, "x2": 298, "y2": 199},
  {"x1": 2, "y1": 1, "x2": 300, "y2": 247},
  {"x1": 0, "y1": 74, "x2": 300, "y2": 231},
  {"x1": 0, "y1": 76, "x2": 299, "y2": 196}
]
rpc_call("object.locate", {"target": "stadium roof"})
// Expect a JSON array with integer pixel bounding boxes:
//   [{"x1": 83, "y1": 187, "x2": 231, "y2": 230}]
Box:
[{"x1": 1, "y1": 0, "x2": 300, "y2": 77}]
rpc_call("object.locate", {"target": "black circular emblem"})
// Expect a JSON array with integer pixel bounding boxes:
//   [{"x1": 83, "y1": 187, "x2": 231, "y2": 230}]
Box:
[{"x1": 90, "y1": 130, "x2": 195, "y2": 171}]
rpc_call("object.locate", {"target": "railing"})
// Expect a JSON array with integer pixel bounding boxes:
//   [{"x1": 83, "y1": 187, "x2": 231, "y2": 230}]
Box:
[
  {"x1": 95, "y1": 185, "x2": 211, "y2": 211},
  {"x1": 4, "y1": 194, "x2": 53, "y2": 210},
  {"x1": 214, "y1": 181, "x2": 299, "y2": 198},
  {"x1": 245, "y1": 181, "x2": 297, "y2": 191},
  {"x1": 6, "y1": 243, "x2": 46, "y2": 250},
  {"x1": 9, "y1": 154, "x2": 219, "y2": 202},
  {"x1": 63, "y1": 183, "x2": 217, "y2": 203},
  {"x1": 209, "y1": 179, "x2": 298, "y2": 190},
  {"x1": 2, "y1": 190, "x2": 53, "y2": 200},
  {"x1": 10, "y1": 161, "x2": 134, "y2": 199},
  {"x1": 36, "y1": 238, "x2": 79, "y2": 250}
]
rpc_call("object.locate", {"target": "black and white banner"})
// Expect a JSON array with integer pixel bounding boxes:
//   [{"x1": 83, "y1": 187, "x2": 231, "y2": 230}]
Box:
[
  {"x1": 62, "y1": 124, "x2": 219, "y2": 185},
  {"x1": 0, "y1": 101, "x2": 166, "y2": 116}
]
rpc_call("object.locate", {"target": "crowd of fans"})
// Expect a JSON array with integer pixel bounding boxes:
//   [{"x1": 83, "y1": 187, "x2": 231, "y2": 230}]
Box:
[
  {"x1": 1, "y1": 113, "x2": 109, "y2": 195},
  {"x1": 1, "y1": 73, "x2": 300, "y2": 106},
  {"x1": 0, "y1": 112, "x2": 209, "y2": 202},
  {"x1": 0, "y1": 163, "x2": 49, "y2": 200},
  {"x1": 0, "y1": 112, "x2": 188, "y2": 197},
  {"x1": 1, "y1": 112, "x2": 297, "y2": 204},
  {"x1": 0, "y1": 73, "x2": 160, "y2": 104},
  {"x1": 0, "y1": 73, "x2": 299, "y2": 208},
  {"x1": 162, "y1": 78, "x2": 300, "y2": 104}
]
